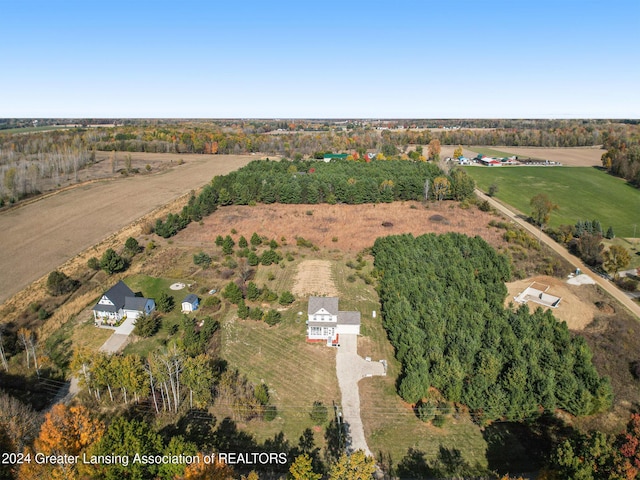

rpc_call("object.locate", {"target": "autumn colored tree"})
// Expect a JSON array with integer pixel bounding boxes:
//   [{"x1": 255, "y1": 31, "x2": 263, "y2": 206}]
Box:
[
  {"x1": 428, "y1": 139, "x2": 441, "y2": 161},
  {"x1": 618, "y1": 413, "x2": 640, "y2": 478},
  {"x1": 530, "y1": 193, "x2": 559, "y2": 229},
  {"x1": 530, "y1": 193, "x2": 559, "y2": 244},
  {"x1": 432, "y1": 176, "x2": 450, "y2": 202},
  {"x1": 290, "y1": 453, "x2": 322, "y2": 480},
  {"x1": 603, "y1": 245, "x2": 631, "y2": 280},
  {"x1": 181, "y1": 453, "x2": 236, "y2": 479},
  {"x1": 328, "y1": 450, "x2": 376, "y2": 480},
  {"x1": 453, "y1": 145, "x2": 463, "y2": 159},
  {"x1": 35, "y1": 404, "x2": 104, "y2": 455},
  {"x1": 20, "y1": 404, "x2": 105, "y2": 480}
]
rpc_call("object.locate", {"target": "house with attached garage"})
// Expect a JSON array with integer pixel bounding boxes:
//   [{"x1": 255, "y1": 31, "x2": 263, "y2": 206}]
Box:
[
  {"x1": 306, "y1": 296, "x2": 360, "y2": 346},
  {"x1": 92, "y1": 280, "x2": 155, "y2": 326}
]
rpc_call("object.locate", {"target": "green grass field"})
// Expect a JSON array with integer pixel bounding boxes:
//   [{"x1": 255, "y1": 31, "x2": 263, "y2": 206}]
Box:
[
  {"x1": 0, "y1": 125, "x2": 71, "y2": 135},
  {"x1": 466, "y1": 166, "x2": 640, "y2": 238}
]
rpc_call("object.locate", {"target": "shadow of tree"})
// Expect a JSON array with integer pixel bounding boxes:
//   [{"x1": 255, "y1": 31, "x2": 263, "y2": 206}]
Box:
[
  {"x1": 482, "y1": 414, "x2": 573, "y2": 475},
  {"x1": 396, "y1": 445, "x2": 488, "y2": 479}
]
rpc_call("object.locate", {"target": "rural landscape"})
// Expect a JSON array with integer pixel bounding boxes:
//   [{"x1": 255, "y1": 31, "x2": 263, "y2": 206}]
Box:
[{"x1": 1, "y1": 118, "x2": 640, "y2": 480}]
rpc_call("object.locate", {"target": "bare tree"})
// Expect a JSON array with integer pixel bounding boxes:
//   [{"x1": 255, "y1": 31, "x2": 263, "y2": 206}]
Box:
[
  {"x1": 17, "y1": 328, "x2": 31, "y2": 369},
  {"x1": 0, "y1": 325, "x2": 9, "y2": 372}
]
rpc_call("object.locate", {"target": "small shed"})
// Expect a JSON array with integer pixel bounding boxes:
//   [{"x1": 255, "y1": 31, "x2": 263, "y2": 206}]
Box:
[{"x1": 181, "y1": 294, "x2": 199, "y2": 313}]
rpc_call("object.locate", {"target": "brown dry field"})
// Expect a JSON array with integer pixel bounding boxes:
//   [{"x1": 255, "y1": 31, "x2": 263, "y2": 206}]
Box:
[
  {"x1": 488, "y1": 146, "x2": 605, "y2": 166},
  {"x1": 175, "y1": 201, "x2": 506, "y2": 252},
  {"x1": 291, "y1": 260, "x2": 339, "y2": 297},
  {"x1": 0, "y1": 154, "x2": 255, "y2": 304},
  {"x1": 505, "y1": 275, "x2": 598, "y2": 330}
]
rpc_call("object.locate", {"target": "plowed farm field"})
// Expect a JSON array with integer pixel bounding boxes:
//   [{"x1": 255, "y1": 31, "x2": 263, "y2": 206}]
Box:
[{"x1": 0, "y1": 154, "x2": 253, "y2": 304}]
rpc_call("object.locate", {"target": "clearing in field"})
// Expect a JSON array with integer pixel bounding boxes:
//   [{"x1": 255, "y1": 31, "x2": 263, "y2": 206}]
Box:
[
  {"x1": 505, "y1": 276, "x2": 598, "y2": 330},
  {"x1": 178, "y1": 202, "x2": 506, "y2": 253},
  {"x1": 291, "y1": 260, "x2": 339, "y2": 297},
  {"x1": 465, "y1": 166, "x2": 640, "y2": 237}
]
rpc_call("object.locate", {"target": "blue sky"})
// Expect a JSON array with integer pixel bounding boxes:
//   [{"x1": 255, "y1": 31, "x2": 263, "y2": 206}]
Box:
[{"x1": 1, "y1": 0, "x2": 638, "y2": 118}]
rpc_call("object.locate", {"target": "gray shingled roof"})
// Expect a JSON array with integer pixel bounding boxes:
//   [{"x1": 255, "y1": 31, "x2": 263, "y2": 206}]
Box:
[
  {"x1": 308, "y1": 296, "x2": 339, "y2": 315},
  {"x1": 92, "y1": 280, "x2": 135, "y2": 312},
  {"x1": 183, "y1": 294, "x2": 199, "y2": 304},
  {"x1": 338, "y1": 311, "x2": 361, "y2": 325},
  {"x1": 124, "y1": 296, "x2": 149, "y2": 311}
]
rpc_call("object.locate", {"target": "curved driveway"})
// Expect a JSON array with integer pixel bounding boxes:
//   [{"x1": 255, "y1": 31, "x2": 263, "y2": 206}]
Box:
[{"x1": 476, "y1": 189, "x2": 640, "y2": 320}]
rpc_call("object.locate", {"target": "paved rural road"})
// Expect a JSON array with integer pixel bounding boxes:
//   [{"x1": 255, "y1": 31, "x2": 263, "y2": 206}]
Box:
[
  {"x1": 0, "y1": 155, "x2": 252, "y2": 304},
  {"x1": 476, "y1": 189, "x2": 640, "y2": 320},
  {"x1": 335, "y1": 334, "x2": 386, "y2": 457}
]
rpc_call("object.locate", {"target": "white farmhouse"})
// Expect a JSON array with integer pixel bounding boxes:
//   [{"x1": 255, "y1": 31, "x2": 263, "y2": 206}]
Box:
[
  {"x1": 92, "y1": 280, "x2": 155, "y2": 326},
  {"x1": 306, "y1": 296, "x2": 361, "y2": 346}
]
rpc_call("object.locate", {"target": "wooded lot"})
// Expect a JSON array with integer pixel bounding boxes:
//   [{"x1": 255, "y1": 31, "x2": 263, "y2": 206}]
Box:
[{"x1": 372, "y1": 233, "x2": 612, "y2": 422}]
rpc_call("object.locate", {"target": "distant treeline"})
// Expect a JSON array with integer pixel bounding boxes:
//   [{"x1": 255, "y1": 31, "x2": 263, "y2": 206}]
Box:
[
  {"x1": 154, "y1": 159, "x2": 474, "y2": 238},
  {"x1": 372, "y1": 233, "x2": 612, "y2": 422},
  {"x1": 601, "y1": 132, "x2": 640, "y2": 185}
]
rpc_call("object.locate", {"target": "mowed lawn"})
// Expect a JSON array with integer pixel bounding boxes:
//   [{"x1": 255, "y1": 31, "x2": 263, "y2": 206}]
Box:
[{"x1": 466, "y1": 166, "x2": 640, "y2": 238}]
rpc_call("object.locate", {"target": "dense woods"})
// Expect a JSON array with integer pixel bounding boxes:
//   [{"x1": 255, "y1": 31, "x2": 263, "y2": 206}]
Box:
[
  {"x1": 601, "y1": 131, "x2": 640, "y2": 185},
  {"x1": 372, "y1": 233, "x2": 612, "y2": 422},
  {"x1": 155, "y1": 159, "x2": 475, "y2": 238}
]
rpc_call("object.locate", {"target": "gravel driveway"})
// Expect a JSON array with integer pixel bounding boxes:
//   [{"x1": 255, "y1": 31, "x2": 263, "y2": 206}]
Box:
[{"x1": 335, "y1": 334, "x2": 386, "y2": 456}]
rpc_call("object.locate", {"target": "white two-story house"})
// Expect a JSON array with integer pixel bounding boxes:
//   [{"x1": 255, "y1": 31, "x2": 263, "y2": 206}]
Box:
[
  {"x1": 307, "y1": 296, "x2": 361, "y2": 346},
  {"x1": 92, "y1": 280, "x2": 155, "y2": 326}
]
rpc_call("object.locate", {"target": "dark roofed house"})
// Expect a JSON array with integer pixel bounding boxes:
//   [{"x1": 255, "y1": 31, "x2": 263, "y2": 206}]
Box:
[
  {"x1": 307, "y1": 296, "x2": 361, "y2": 346},
  {"x1": 93, "y1": 280, "x2": 155, "y2": 326}
]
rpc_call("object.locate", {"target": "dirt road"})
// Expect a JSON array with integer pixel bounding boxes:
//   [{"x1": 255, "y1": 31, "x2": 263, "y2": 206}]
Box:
[
  {"x1": 0, "y1": 155, "x2": 252, "y2": 304},
  {"x1": 476, "y1": 189, "x2": 640, "y2": 320}
]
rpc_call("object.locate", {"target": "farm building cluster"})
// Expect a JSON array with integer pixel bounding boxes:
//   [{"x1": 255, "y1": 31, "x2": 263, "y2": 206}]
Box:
[{"x1": 451, "y1": 154, "x2": 561, "y2": 167}]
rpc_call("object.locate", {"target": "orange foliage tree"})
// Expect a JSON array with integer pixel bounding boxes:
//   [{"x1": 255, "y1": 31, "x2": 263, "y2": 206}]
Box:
[
  {"x1": 180, "y1": 453, "x2": 236, "y2": 479},
  {"x1": 19, "y1": 404, "x2": 104, "y2": 480}
]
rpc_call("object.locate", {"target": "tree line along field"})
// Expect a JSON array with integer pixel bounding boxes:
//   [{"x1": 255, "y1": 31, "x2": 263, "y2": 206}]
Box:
[
  {"x1": 5, "y1": 153, "x2": 640, "y2": 478},
  {"x1": 466, "y1": 166, "x2": 640, "y2": 238}
]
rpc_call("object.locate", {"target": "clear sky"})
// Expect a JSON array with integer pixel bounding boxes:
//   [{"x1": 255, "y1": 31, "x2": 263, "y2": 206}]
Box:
[{"x1": 1, "y1": 0, "x2": 638, "y2": 118}]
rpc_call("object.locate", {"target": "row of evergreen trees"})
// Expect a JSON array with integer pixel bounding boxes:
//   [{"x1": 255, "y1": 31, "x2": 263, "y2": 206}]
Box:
[
  {"x1": 155, "y1": 159, "x2": 476, "y2": 238},
  {"x1": 372, "y1": 233, "x2": 612, "y2": 422}
]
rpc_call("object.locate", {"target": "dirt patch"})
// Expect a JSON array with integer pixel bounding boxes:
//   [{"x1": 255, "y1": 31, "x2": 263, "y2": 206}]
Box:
[
  {"x1": 176, "y1": 202, "x2": 506, "y2": 253},
  {"x1": 291, "y1": 260, "x2": 338, "y2": 297},
  {"x1": 0, "y1": 154, "x2": 254, "y2": 305},
  {"x1": 506, "y1": 275, "x2": 598, "y2": 330},
  {"x1": 491, "y1": 146, "x2": 605, "y2": 167}
]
